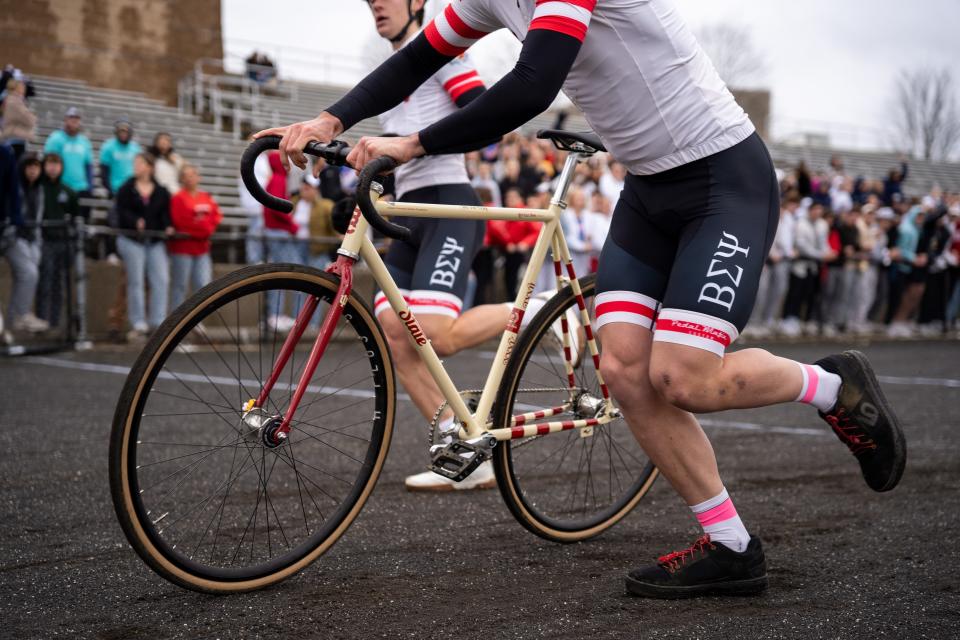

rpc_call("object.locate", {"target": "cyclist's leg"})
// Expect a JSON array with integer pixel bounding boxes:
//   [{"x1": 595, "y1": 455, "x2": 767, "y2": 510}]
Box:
[
  {"x1": 373, "y1": 184, "x2": 500, "y2": 490},
  {"x1": 621, "y1": 133, "x2": 903, "y2": 597},
  {"x1": 378, "y1": 184, "x2": 542, "y2": 423},
  {"x1": 603, "y1": 136, "x2": 779, "y2": 597},
  {"x1": 645, "y1": 136, "x2": 828, "y2": 413},
  {"x1": 596, "y1": 227, "x2": 726, "y2": 509}
]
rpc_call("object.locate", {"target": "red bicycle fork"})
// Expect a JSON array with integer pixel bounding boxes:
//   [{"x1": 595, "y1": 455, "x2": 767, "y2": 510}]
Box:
[{"x1": 252, "y1": 255, "x2": 356, "y2": 441}]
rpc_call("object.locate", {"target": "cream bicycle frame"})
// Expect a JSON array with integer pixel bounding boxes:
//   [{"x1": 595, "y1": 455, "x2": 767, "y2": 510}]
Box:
[{"x1": 337, "y1": 152, "x2": 614, "y2": 443}]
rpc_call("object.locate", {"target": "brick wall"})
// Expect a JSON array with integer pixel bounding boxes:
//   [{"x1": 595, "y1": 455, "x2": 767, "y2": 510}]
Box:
[{"x1": 0, "y1": 0, "x2": 222, "y2": 105}]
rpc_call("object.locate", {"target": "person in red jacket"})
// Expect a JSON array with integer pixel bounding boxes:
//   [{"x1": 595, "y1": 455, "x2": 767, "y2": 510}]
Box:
[
  {"x1": 261, "y1": 151, "x2": 301, "y2": 330},
  {"x1": 487, "y1": 187, "x2": 540, "y2": 299},
  {"x1": 168, "y1": 164, "x2": 223, "y2": 307}
]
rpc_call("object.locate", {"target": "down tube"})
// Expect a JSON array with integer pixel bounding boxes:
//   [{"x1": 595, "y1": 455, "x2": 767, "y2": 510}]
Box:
[
  {"x1": 472, "y1": 216, "x2": 560, "y2": 431},
  {"x1": 356, "y1": 236, "x2": 482, "y2": 436}
]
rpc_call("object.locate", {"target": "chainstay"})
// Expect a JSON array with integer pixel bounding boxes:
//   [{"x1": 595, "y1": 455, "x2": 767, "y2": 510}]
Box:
[{"x1": 428, "y1": 387, "x2": 581, "y2": 447}]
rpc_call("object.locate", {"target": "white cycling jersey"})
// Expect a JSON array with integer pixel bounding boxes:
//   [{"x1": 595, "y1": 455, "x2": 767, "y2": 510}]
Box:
[
  {"x1": 427, "y1": 0, "x2": 755, "y2": 175},
  {"x1": 377, "y1": 32, "x2": 484, "y2": 198}
]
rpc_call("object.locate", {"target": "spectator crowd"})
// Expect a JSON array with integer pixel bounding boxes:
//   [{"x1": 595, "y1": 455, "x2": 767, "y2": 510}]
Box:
[
  {"x1": 2, "y1": 62, "x2": 959, "y2": 344},
  {"x1": 750, "y1": 156, "x2": 960, "y2": 338},
  {"x1": 1, "y1": 65, "x2": 224, "y2": 343}
]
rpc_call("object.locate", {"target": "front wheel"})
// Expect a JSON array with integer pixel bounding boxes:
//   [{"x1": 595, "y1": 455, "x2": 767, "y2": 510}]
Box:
[
  {"x1": 109, "y1": 264, "x2": 396, "y2": 592},
  {"x1": 492, "y1": 274, "x2": 658, "y2": 542}
]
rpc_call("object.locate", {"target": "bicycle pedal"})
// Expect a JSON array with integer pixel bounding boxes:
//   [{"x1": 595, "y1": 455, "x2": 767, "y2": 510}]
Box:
[{"x1": 429, "y1": 441, "x2": 486, "y2": 482}]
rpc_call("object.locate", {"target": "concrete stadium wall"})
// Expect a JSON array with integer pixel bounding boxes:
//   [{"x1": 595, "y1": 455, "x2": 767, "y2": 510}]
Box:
[
  {"x1": 732, "y1": 89, "x2": 771, "y2": 139},
  {"x1": 0, "y1": 0, "x2": 223, "y2": 105}
]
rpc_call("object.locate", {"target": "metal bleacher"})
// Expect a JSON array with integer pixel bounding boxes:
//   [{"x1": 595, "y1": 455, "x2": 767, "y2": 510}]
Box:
[
  {"x1": 30, "y1": 75, "x2": 250, "y2": 230},
  {"x1": 765, "y1": 142, "x2": 960, "y2": 193}
]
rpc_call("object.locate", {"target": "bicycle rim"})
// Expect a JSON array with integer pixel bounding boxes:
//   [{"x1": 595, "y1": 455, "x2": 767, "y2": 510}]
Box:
[
  {"x1": 493, "y1": 274, "x2": 657, "y2": 542},
  {"x1": 109, "y1": 264, "x2": 395, "y2": 592}
]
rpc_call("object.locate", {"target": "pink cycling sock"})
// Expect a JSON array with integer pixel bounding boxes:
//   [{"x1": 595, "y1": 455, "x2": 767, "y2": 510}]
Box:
[
  {"x1": 690, "y1": 488, "x2": 750, "y2": 553},
  {"x1": 794, "y1": 363, "x2": 841, "y2": 413}
]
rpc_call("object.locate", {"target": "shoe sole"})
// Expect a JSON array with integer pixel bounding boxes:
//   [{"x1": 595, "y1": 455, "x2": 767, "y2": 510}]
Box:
[
  {"x1": 404, "y1": 477, "x2": 497, "y2": 493},
  {"x1": 625, "y1": 574, "x2": 768, "y2": 599},
  {"x1": 845, "y1": 350, "x2": 907, "y2": 492}
]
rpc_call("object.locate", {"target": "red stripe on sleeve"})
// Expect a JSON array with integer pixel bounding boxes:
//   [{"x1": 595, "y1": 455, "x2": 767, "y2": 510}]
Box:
[
  {"x1": 442, "y1": 71, "x2": 480, "y2": 93},
  {"x1": 448, "y1": 78, "x2": 484, "y2": 101},
  {"x1": 444, "y1": 3, "x2": 488, "y2": 39},
  {"x1": 424, "y1": 20, "x2": 467, "y2": 57},
  {"x1": 528, "y1": 15, "x2": 589, "y2": 42},
  {"x1": 535, "y1": 0, "x2": 597, "y2": 9}
]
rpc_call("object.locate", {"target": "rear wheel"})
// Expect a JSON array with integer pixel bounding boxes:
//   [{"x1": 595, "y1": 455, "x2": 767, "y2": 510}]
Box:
[
  {"x1": 109, "y1": 264, "x2": 395, "y2": 592},
  {"x1": 492, "y1": 274, "x2": 658, "y2": 542}
]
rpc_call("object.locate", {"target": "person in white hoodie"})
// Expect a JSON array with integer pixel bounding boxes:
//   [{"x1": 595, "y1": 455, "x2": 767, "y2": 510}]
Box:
[
  {"x1": 750, "y1": 196, "x2": 797, "y2": 335},
  {"x1": 781, "y1": 202, "x2": 835, "y2": 335},
  {"x1": 561, "y1": 188, "x2": 609, "y2": 277},
  {"x1": 238, "y1": 138, "x2": 270, "y2": 264}
]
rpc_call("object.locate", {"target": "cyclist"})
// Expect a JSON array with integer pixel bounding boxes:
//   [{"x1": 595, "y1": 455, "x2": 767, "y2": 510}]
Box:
[
  {"x1": 257, "y1": 0, "x2": 906, "y2": 597},
  {"x1": 327, "y1": 0, "x2": 565, "y2": 492}
]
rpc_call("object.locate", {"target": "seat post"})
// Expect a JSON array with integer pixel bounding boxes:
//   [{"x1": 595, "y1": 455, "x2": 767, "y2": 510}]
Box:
[{"x1": 551, "y1": 152, "x2": 584, "y2": 208}]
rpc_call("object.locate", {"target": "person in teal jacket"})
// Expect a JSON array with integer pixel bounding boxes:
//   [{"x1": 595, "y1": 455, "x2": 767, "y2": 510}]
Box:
[
  {"x1": 43, "y1": 107, "x2": 93, "y2": 193},
  {"x1": 895, "y1": 205, "x2": 925, "y2": 274},
  {"x1": 43, "y1": 107, "x2": 93, "y2": 217},
  {"x1": 888, "y1": 203, "x2": 930, "y2": 335},
  {"x1": 98, "y1": 119, "x2": 141, "y2": 198}
]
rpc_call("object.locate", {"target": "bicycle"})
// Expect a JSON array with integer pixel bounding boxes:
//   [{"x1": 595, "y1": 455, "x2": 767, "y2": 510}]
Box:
[{"x1": 109, "y1": 130, "x2": 659, "y2": 593}]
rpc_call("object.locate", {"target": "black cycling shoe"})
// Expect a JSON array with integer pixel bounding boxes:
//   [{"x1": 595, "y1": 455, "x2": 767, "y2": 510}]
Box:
[
  {"x1": 625, "y1": 535, "x2": 768, "y2": 599},
  {"x1": 815, "y1": 350, "x2": 906, "y2": 492}
]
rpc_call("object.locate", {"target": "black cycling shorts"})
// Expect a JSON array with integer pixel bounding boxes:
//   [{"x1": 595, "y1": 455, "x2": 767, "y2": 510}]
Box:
[
  {"x1": 595, "y1": 133, "x2": 779, "y2": 357},
  {"x1": 374, "y1": 183, "x2": 486, "y2": 319}
]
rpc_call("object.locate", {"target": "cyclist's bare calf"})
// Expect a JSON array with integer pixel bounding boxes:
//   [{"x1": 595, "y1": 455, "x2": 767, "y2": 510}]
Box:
[
  {"x1": 380, "y1": 305, "x2": 510, "y2": 421},
  {"x1": 599, "y1": 323, "x2": 726, "y2": 506},
  {"x1": 648, "y1": 342, "x2": 805, "y2": 413}
]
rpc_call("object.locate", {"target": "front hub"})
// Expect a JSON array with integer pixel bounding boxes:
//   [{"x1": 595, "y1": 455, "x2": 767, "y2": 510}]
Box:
[
  {"x1": 260, "y1": 417, "x2": 287, "y2": 448},
  {"x1": 241, "y1": 406, "x2": 287, "y2": 448}
]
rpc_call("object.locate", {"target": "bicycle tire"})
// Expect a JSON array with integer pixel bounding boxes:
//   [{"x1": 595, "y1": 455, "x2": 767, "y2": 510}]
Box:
[
  {"x1": 492, "y1": 274, "x2": 658, "y2": 542},
  {"x1": 110, "y1": 264, "x2": 395, "y2": 592}
]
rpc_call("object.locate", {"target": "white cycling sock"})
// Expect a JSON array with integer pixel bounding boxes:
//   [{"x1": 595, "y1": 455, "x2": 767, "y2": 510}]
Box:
[
  {"x1": 794, "y1": 363, "x2": 842, "y2": 413},
  {"x1": 690, "y1": 488, "x2": 751, "y2": 553}
]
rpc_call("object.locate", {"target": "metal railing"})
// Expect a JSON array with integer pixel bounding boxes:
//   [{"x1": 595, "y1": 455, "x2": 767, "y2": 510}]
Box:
[{"x1": 178, "y1": 59, "x2": 295, "y2": 139}]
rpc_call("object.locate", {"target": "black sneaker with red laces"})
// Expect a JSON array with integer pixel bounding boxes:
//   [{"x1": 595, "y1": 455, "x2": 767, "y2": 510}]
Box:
[
  {"x1": 625, "y1": 535, "x2": 768, "y2": 599},
  {"x1": 815, "y1": 350, "x2": 906, "y2": 492}
]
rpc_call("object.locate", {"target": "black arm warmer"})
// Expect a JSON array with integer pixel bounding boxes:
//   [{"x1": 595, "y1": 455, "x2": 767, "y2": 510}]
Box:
[
  {"x1": 454, "y1": 85, "x2": 485, "y2": 109},
  {"x1": 449, "y1": 85, "x2": 502, "y2": 151},
  {"x1": 325, "y1": 34, "x2": 452, "y2": 131},
  {"x1": 418, "y1": 29, "x2": 582, "y2": 155}
]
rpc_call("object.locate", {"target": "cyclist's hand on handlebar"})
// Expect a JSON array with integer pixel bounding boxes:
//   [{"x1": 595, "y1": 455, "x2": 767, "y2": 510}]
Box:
[
  {"x1": 253, "y1": 112, "x2": 344, "y2": 172},
  {"x1": 346, "y1": 134, "x2": 425, "y2": 170}
]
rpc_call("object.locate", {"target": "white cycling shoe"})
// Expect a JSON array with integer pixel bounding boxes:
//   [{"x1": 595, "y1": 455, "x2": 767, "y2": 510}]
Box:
[{"x1": 404, "y1": 460, "x2": 496, "y2": 492}]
